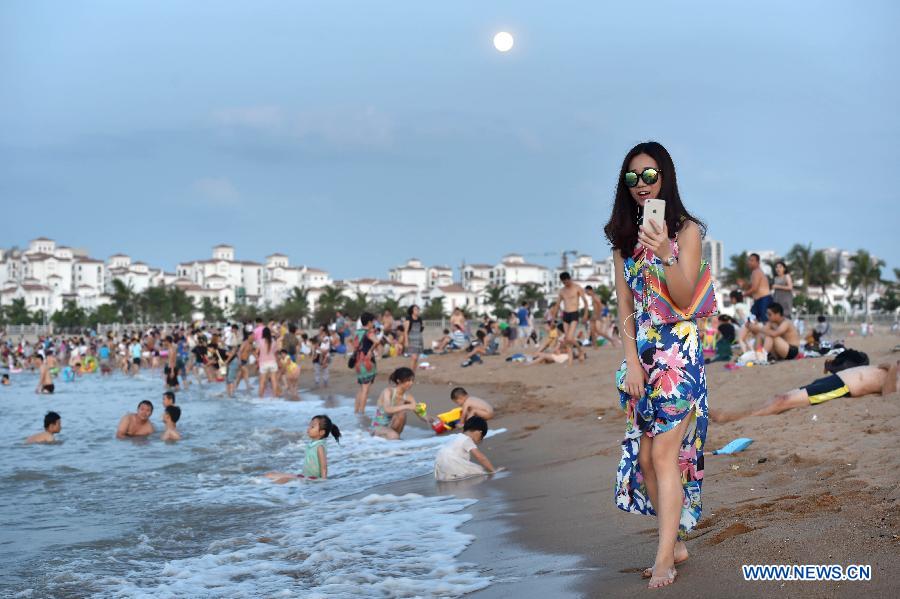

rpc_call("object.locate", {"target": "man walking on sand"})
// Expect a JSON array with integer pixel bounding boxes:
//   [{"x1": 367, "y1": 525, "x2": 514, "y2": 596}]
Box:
[
  {"x1": 556, "y1": 272, "x2": 589, "y2": 362},
  {"x1": 738, "y1": 253, "x2": 772, "y2": 324}
]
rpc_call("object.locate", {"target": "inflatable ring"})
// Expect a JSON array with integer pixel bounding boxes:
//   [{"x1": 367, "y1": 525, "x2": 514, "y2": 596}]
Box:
[
  {"x1": 82, "y1": 356, "x2": 98, "y2": 373},
  {"x1": 50, "y1": 367, "x2": 60, "y2": 377},
  {"x1": 62, "y1": 366, "x2": 76, "y2": 382}
]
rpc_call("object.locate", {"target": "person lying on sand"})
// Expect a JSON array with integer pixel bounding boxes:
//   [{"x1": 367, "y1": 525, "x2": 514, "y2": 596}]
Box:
[
  {"x1": 116, "y1": 400, "x2": 155, "y2": 438},
  {"x1": 26, "y1": 411, "x2": 62, "y2": 444},
  {"x1": 711, "y1": 361, "x2": 898, "y2": 423}
]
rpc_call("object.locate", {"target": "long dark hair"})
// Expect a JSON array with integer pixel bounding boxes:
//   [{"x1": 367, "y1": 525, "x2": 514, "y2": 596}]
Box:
[
  {"x1": 262, "y1": 327, "x2": 272, "y2": 351},
  {"x1": 313, "y1": 414, "x2": 341, "y2": 443},
  {"x1": 603, "y1": 141, "x2": 705, "y2": 255}
]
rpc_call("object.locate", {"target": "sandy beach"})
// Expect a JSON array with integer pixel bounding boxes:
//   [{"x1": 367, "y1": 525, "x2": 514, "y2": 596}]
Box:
[{"x1": 325, "y1": 333, "x2": 900, "y2": 597}]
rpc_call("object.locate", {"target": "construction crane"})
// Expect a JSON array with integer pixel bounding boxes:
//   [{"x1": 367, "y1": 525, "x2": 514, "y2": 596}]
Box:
[{"x1": 520, "y1": 250, "x2": 579, "y2": 272}]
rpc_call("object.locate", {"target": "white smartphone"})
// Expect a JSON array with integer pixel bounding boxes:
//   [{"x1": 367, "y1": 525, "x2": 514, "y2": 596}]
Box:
[{"x1": 642, "y1": 198, "x2": 666, "y2": 231}]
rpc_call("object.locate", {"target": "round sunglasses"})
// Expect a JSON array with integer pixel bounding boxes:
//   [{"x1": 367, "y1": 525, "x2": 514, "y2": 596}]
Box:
[{"x1": 624, "y1": 167, "x2": 661, "y2": 188}]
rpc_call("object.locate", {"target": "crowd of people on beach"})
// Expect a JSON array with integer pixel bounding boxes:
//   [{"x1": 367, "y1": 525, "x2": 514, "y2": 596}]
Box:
[{"x1": 6, "y1": 139, "x2": 898, "y2": 592}]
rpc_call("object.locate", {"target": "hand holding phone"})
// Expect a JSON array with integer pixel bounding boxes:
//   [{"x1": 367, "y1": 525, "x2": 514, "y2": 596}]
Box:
[{"x1": 641, "y1": 198, "x2": 666, "y2": 232}]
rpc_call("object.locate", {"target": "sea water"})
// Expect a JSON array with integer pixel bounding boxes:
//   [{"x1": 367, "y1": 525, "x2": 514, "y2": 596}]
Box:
[{"x1": 0, "y1": 372, "x2": 492, "y2": 598}]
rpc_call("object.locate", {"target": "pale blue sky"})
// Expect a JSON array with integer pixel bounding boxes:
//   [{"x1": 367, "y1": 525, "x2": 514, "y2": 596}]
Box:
[{"x1": 2, "y1": 1, "x2": 897, "y2": 278}]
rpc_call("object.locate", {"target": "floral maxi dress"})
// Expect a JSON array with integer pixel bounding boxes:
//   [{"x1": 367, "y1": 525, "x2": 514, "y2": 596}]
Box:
[{"x1": 614, "y1": 242, "x2": 709, "y2": 539}]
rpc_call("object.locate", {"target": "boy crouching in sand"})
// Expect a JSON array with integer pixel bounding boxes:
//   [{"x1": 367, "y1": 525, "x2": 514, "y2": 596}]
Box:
[
  {"x1": 434, "y1": 416, "x2": 500, "y2": 481},
  {"x1": 450, "y1": 387, "x2": 494, "y2": 424},
  {"x1": 161, "y1": 405, "x2": 182, "y2": 441}
]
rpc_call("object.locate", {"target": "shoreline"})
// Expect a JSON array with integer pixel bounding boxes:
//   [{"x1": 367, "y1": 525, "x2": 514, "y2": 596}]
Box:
[{"x1": 315, "y1": 333, "x2": 900, "y2": 597}]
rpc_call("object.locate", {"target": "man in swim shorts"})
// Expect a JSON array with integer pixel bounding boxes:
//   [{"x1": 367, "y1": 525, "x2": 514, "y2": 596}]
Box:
[
  {"x1": 747, "y1": 302, "x2": 801, "y2": 360},
  {"x1": 116, "y1": 400, "x2": 155, "y2": 438},
  {"x1": 711, "y1": 360, "x2": 898, "y2": 422},
  {"x1": 738, "y1": 253, "x2": 773, "y2": 324},
  {"x1": 34, "y1": 355, "x2": 54, "y2": 394},
  {"x1": 556, "y1": 272, "x2": 589, "y2": 362}
]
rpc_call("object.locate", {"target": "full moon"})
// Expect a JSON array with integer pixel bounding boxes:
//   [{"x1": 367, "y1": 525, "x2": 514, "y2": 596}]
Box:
[{"x1": 493, "y1": 31, "x2": 514, "y2": 52}]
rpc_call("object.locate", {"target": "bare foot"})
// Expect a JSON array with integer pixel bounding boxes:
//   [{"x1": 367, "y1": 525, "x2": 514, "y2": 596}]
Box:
[
  {"x1": 642, "y1": 542, "x2": 688, "y2": 578},
  {"x1": 648, "y1": 566, "x2": 677, "y2": 589}
]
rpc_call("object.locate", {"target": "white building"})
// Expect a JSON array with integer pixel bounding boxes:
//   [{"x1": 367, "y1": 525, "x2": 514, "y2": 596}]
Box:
[
  {"x1": 389, "y1": 259, "x2": 428, "y2": 291},
  {"x1": 702, "y1": 238, "x2": 724, "y2": 280}
]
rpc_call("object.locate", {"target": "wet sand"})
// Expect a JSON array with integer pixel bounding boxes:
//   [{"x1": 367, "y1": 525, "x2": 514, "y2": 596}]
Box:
[{"x1": 317, "y1": 334, "x2": 900, "y2": 598}]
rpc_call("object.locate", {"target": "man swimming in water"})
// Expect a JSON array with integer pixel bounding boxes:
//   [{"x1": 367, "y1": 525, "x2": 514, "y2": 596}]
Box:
[
  {"x1": 711, "y1": 360, "x2": 899, "y2": 422},
  {"x1": 556, "y1": 272, "x2": 589, "y2": 362},
  {"x1": 26, "y1": 411, "x2": 62, "y2": 444},
  {"x1": 116, "y1": 400, "x2": 155, "y2": 438}
]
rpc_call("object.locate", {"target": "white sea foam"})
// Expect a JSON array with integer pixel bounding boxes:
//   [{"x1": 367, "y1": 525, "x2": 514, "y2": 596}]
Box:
[{"x1": 1, "y1": 374, "x2": 500, "y2": 597}]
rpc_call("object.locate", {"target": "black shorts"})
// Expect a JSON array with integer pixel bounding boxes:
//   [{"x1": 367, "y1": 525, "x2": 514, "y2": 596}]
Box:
[
  {"x1": 132, "y1": 357, "x2": 141, "y2": 366},
  {"x1": 43, "y1": 384, "x2": 55, "y2": 394},
  {"x1": 563, "y1": 311, "x2": 579, "y2": 324},
  {"x1": 166, "y1": 373, "x2": 179, "y2": 387},
  {"x1": 775, "y1": 345, "x2": 799, "y2": 360},
  {"x1": 802, "y1": 374, "x2": 850, "y2": 405}
]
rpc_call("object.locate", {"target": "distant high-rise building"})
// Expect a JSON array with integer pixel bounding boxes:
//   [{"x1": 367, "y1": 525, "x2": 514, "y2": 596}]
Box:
[{"x1": 702, "y1": 238, "x2": 724, "y2": 279}]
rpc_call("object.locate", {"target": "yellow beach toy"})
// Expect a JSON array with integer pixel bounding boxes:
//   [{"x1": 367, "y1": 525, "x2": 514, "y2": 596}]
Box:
[
  {"x1": 430, "y1": 407, "x2": 462, "y2": 434},
  {"x1": 415, "y1": 402, "x2": 427, "y2": 417}
]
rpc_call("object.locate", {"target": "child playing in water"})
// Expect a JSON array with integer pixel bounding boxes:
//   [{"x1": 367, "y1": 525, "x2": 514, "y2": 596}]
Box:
[
  {"x1": 160, "y1": 405, "x2": 182, "y2": 441},
  {"x1": 450, "y1": 387, "x2": 495, "y2": 423},
  {"x1": 265, "y1": 415, "x2": 342, "y2": 482},
  {"x1": 278, "y1": 350, "x2": 301, "y2": 400},
  {"x1": 434, "y1": 416, "x2": 500, "y2": 481},
  {"x1": 162, "y1": 390, "x2": 176, "y2": 408},
  {"x1": 371, "y1": 367, "x2": 423, "y2": 440}
]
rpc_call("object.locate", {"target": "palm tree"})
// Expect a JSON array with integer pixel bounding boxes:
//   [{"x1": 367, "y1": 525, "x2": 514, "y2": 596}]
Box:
[
  {"x1": 342, "y1": 291, "x2": 371, "y2": 320},
  {"x1": 807, "y1": 250, "x2": 834, "y2": 311},
  {"x1": 4, "y1": 298, "x2": 35, "y2": 325},
  {"x1": 484, "y1": 284, "x2": 513, "y2": 319},
  {"x1": 847, "y1": 250, "x2": 884, "y2": 317},
  {"x1": 376, "y1": 297, "x2": 402, "y2": 318},
  {"x1": 721, "y1": 251, "x2": 751, "y2": 287},
  {"x1": 279, "y1": 287, "x2": 310, "y2": 322},
  {"x1": 313, "y1": 285, "x2": 347, "y2": 324},
  {"x1": 516, "y1": 283, "x2": 546, "y2": 310},
  {"x1": 786, "y1": 243, "x2": 813, "y2": 294},
  {"x1": 422, "y1": 297, "x2": 446, "y2": 320},
  {"x1": 110, "y1": 279, "x2": 136, "y2": 323}
]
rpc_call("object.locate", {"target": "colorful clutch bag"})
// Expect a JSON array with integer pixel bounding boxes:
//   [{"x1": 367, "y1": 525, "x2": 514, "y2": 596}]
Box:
[{"x1": 643, "y1": 259, "x2": 718, "y2": 325}]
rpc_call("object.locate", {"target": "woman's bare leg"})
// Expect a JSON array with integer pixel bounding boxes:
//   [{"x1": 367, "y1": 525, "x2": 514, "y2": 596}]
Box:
[{"x1": 648, "y1": 415, "x2": 693, "y2": 588}]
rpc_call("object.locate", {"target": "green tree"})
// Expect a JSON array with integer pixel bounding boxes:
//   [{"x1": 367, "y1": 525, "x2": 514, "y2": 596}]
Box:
[
  {"x1": 313, "y1": 285, "x2": 347, "y2": 325},
  {"x1": 872, "y1": 288, "x2": 900, "y2": 313},
  {"x1": 484, "y1": 284, "x2": 513, "y2": 319},
  {"x1": 110, "y1": 279, "x2": 137, "y2": 322},
  {"x1": 786, "y1": 243, "x2": 814, "y2": 294},
  {"x1": 342, "y1": 291, "x2": 371, "y2": 320},
  {"x1": 88, "y1": 304, "x2": 120, "y2": 327},
  {"x1": 721, "y1": 251, "x2": 751, "y2": 287},
  {"x1": 51, "y1": 300, "x2": 88, "y2": 329},
  {"x1": 807, "y1": 250, "x2": 834, "y2": 311},
  {"x1": 3, "y1": 298, "x2": 36, "y2": 325},
  {"x1": 422, "y1": 297, "x2": 446, "y2": 320},
  {"x1": 168, "y1": 287, "x2": 195, "y2": 321},
  {"x1": 516, "y1": 283, "x2": 546, "y2": 310},
  {"x1": 375, "y1": 297, "x2": 402, "y2": 318},
  {"x1": 279, "y1": 287, "x2": 310, "y2": 322},
  {"x1": 140, "y1": 286, "x2": 171, "y2": 322},
  {"x1": 847, "y1": 250, "x2": 884, "y2": 317},
  {"x1": 230, "y1": 302, "x2": 261, "y2": 323},
  {"x1": 593, "y1": 284, "x2": 613, "y2": 305},
  {"x1": 199, "y1": 297, "x2": 226, "y2": 322}
]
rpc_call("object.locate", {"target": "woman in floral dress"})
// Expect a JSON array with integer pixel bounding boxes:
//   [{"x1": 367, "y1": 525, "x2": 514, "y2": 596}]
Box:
[{"x1": 604, "y1": 141, "x2": 709, "y2": 589}]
